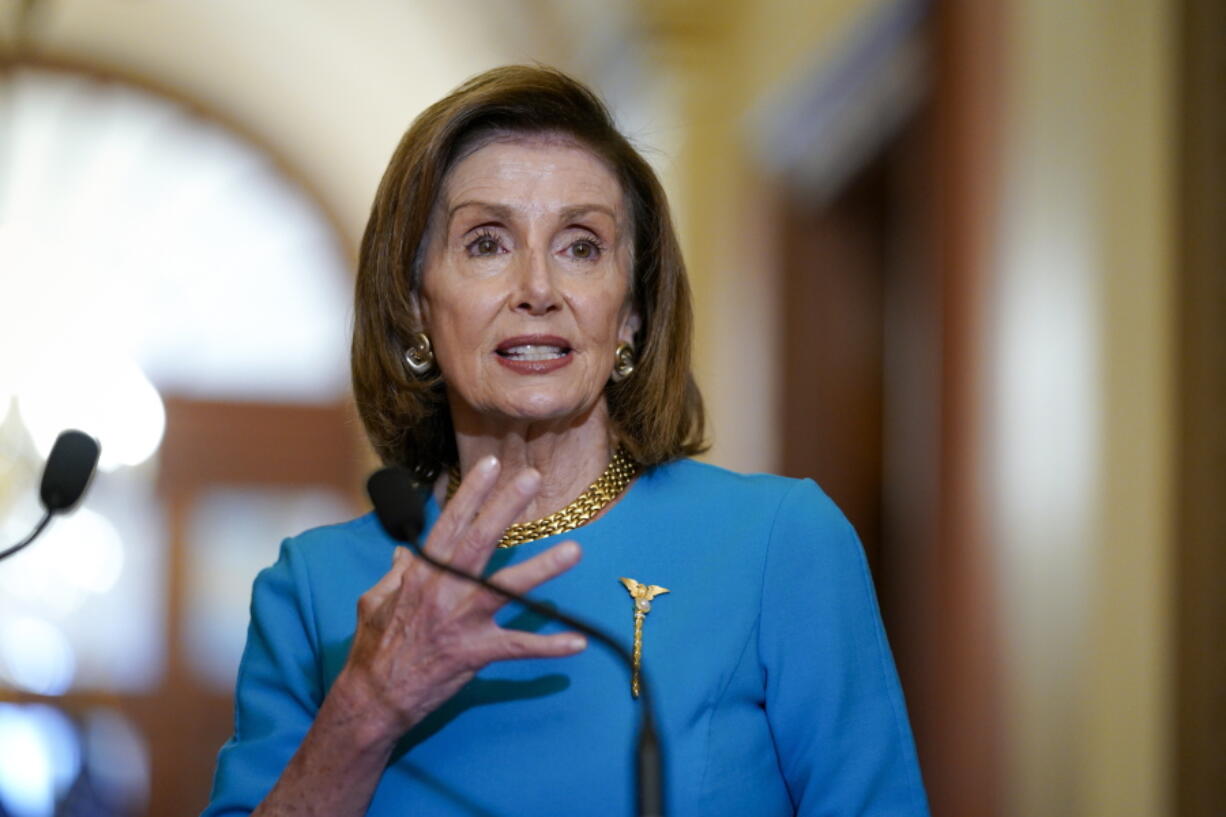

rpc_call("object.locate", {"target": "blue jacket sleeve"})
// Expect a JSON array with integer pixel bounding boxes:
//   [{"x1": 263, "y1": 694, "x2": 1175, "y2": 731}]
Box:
[
  {"x1": 759, "y1": 479, "x2": 929, "y2": 816},
  {"x1": 201, "y1": 539, "x2": 324, "y2": 817}
]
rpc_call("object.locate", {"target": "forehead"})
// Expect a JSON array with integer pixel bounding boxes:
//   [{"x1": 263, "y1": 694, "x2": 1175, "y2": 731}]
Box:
[{"x1": 440, "y1": 135, "x2": 626, "y2": 219}]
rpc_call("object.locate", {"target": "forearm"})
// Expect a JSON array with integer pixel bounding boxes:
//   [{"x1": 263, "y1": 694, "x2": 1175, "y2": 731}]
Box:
[{"x1": 251, "y1": 678, "x2": 400, "y2": 817}]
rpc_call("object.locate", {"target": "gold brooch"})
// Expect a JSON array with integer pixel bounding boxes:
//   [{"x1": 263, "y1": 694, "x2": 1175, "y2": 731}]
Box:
[{"x1": 619, "y1": 577, "x2": 669, "y2": 698}]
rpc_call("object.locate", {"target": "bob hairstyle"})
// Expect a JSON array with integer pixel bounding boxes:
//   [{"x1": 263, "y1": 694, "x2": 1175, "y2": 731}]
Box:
[{"x1": 352, "y1": 65, "x2": 706, "y2": 480}]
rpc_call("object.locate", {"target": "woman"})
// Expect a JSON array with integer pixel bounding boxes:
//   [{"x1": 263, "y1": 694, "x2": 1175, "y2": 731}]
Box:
[{"x1": 203, "y1": 66, "x2": 929, "y2": 817}]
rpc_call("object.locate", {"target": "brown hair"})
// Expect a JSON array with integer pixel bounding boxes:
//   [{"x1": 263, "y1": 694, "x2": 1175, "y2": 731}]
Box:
[{"x1": 352, "y1": 65, "x2": 706, "y2": 480}]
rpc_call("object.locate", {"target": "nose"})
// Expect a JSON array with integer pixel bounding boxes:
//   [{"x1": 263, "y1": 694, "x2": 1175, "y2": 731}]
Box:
[{"x1": 511, "y1": 248, "x2": 561, "y2": 316}]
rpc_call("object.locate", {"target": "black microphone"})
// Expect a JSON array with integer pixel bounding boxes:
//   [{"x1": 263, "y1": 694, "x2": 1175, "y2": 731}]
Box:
[
  {"x1": 1, "y1": 429, "x2": 101, "y2": 562},
  {"x1": 367, "y1": 467, "x2": 666, "y2": 817}
]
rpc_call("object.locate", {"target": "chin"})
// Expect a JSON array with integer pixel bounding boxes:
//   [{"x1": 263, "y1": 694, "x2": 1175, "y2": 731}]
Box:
[
  {"x1": 492, "y1": 388, "x2": 602, "y2": 425},
  {"x1": 499, "y1": 401, "x2": 583, "y2": 423}
]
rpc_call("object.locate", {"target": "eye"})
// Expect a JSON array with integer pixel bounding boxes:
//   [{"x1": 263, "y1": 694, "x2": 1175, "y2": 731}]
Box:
[
  {"x1": 566, "y1": 238, "x2": 604, "y2": 260},
  {"x1": 465, "y1": 230, "x2": 504, "y2": 257}
]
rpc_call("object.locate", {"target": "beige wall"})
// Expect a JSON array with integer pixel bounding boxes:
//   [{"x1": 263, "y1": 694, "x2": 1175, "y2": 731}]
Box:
[
  {"x1": 991, "y1": 1, "x2": 1175, "y2": 816},
  {"x1": 645, "y1": 0, "x2": 876, "y2": 473},
  {"x1": 659, "y1": 2, "x2": 1178, "y2": 816}
]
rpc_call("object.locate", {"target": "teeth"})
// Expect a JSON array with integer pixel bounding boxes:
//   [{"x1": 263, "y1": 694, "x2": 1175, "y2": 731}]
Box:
[{"x1": 501, "y1": 344, "x2": 567, "y2": 361}]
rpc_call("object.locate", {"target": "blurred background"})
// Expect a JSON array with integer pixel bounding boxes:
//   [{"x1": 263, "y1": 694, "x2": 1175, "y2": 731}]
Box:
[{"x1": 0, "y1": 0, "x2": 1220, "y2": 815}]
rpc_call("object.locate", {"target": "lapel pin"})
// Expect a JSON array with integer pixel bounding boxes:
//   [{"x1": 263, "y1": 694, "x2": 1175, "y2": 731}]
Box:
[{"x1": 619, "y1": 577, "x2": 669, "y2": 698}]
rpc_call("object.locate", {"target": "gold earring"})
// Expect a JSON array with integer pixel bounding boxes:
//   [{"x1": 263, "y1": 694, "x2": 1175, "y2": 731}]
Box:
[
  {"x1": 611, "y1": 341, "x2": 636, "y2": 382},
  {"x1": 403, "y1": 332, "x2": 434, "y2": 375}
]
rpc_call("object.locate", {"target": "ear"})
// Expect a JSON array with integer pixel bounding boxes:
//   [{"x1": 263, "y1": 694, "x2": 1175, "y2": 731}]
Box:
[
  {"x1": 409, "y1": 289, "x2": 429, "y2": 332},
  {"x1": 619, "y1": 307, "x2": 641, "y2": 345}
]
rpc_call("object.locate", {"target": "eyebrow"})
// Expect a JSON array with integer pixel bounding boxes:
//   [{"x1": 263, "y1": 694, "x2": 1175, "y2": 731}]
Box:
[
  {"x1": 559, "y1": 204, "x2": 619, "y2": 224},
  {"x1": 447, "y1": 200, "x2": 620, "y2": 229},
  {"x1": 448, "y1": 201, "x2": 514, "y2": 225}
]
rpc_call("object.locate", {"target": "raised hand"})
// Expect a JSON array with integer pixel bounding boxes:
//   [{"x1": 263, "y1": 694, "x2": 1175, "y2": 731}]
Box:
[{"x1": 332, "y1": 455, "x2": 586, "y2": 742}]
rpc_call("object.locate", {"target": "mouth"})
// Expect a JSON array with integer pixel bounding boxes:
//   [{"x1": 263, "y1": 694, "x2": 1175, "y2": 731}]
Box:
[
  {"x1": 497, "y1": 344, "x2": 570, "y2": 361},
  {"x1": 496, "y1": 336, "x2": 572, "y2": 359},
  {"x1": 494, "y1": 335, "x2": 574, "y2": 374}
]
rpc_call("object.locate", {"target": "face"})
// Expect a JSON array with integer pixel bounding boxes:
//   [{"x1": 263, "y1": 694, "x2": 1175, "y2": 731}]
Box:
[{"x1": 415, "y1": 136, "x2": 639, "y2": 428}]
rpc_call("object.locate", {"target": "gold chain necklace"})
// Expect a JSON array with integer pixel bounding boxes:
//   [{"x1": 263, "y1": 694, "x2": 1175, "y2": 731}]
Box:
[{"x1": 446, "y1": 446, "x2": 639, "y2": 548}]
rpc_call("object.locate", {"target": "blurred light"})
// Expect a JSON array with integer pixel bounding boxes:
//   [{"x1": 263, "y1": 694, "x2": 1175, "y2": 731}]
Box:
[
  {"x1": 0, "y1": 222, "x2": 33, "y2": 428},
  {"x1": 1, "y1": 69, "x2": 351, "y2": 405},
  {"x1": 0, "y1": 486, "x2": 165, "y2": 693},
  {"x1": 0, "y1": 220, "x2": 95, "y2": 375},
  {"x1": 0, "y1": 218, "x2": 37, "y2": 269},
  {"x1": 0, "y1": 497, "x2": 88, "y2": 617},
  {"x1": 49, "y1": 508, "x2": 126, "y2": 595},
  {"x1": 26, "y1": 705, "x2": 81, "y2": 797},
  {"x1": 16, "y1": 346, "x2": 164, "y2": 472},
  {"x1": 186, "y1": 487, "x2": 352, "y2": 689},
  {"x1": 0, "y1": 506, "x2": 126, "y2": 607},
  {"x1": 84, "y1": 708, "x2": 149, "y2": 814},
  {"x1": 0, "y1": 616, "x2": 76, "y2": 694},
  {"x1": 0, "y1": 704, "x2": 57, "y2": 817}
]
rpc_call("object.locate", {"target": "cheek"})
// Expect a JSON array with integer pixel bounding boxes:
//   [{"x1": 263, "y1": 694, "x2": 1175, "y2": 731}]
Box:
[
  {"x1": 574, "y1": 280, "x2": 634, "y2": 337},
  {"x1": 422, "y1": 278, "x2": 497, "y2": 343}
]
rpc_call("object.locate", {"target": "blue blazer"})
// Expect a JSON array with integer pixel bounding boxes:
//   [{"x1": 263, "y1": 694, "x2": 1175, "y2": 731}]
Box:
[{"x1": 203, "y1": 459, "x2": 929, "y2": 816}]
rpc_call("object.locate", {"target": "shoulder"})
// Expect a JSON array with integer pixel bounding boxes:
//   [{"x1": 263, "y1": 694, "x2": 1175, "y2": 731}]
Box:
[
  {"x1": 630, "y1": 459, "x2": 857, "y2": 573},
  {"x1": 281, "y1": 511, "x2": 389, "y2": 555},
  {"x1": 245, "y1": 512, "x2": 397, "y2": 653},
  {"x1": 644, "y1": 458, "x2": 849, "y2": 532},
  {"x1": 643, "y1": 457, "x2": 794, "y2": 497},
  {"x1": 253, "y1": 512, "x2": 395, "y2": 604}
]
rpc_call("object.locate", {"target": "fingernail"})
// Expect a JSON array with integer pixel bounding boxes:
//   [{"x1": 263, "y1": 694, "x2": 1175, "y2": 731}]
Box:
[
  {"x1": 515, "y1": 469, "x2": 540, "y2": 492},
  {"x1": 479, "y1": 455, "x2": 499, "y2": 473},
  {"x1": 567, "y1": 635, "x2": 587, "y2": 651},
  {"x1": 558, "y1": 541, "x2": 580, "y2": 562}
]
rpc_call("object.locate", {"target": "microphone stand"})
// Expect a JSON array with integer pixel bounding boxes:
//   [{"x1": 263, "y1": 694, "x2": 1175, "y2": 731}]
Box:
[{"x1": 0, "y1": 511, "x2": 51, "y2": 561}]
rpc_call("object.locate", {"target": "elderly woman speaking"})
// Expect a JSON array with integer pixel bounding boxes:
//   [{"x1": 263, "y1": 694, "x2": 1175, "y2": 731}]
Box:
[{"x1": 203, "y1": 67, "x2": 929, "y2": 817}]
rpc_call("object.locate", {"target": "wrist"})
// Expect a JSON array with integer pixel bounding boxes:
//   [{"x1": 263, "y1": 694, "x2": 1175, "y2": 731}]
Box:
[{"x1": 320, "y1": 669, "x2": 406, "y2": 757}]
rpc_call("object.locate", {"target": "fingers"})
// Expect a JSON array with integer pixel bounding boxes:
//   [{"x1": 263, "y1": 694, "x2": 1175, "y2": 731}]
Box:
[
  {"x1": 371, "y1": 547, "x2": 412, "y2": 597},
  {"x1": 482, "y1": 628, "x2": 588, "y2": 662},
  {"x1": 424, "y1": 455, "x2": 501, "y2": 563},
  {"x1": 448, "y1": 468, "x2": 541, "y2": 574},
  {"x1": 420, "y1": 456, "x2": 544, "y2": 588},
  {"x1": 357, "y1": 546, "x2": 411, "y2": 617},
  {"x1": 471, "y1": 540, "x2": 582, "y2": 616}
]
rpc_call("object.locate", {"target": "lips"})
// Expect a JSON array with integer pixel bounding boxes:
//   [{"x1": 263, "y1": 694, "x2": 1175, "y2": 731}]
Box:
[
  {"x1": 498, "y1": 344, "x2": 568, "y2": 361},
  {"x1": 496, "y1": 335, "x2": 572, "y2": 358},
  {"x1": 495, "y1": 335, "x2": 574, "y2": 374}
]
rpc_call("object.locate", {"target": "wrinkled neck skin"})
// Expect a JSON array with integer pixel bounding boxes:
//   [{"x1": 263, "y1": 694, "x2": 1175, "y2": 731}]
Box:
[{"x1": 433, "y1": 397, "x2": 616, "y2": 524}]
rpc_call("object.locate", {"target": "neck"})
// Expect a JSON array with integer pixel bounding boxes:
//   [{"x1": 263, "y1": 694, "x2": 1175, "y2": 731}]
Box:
[{"x1": 438, "y1": 400, "x2": 616, "y2": 524}]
